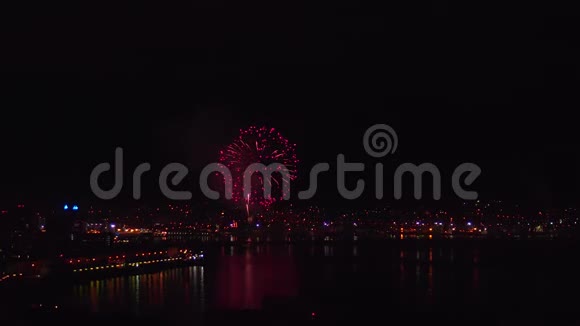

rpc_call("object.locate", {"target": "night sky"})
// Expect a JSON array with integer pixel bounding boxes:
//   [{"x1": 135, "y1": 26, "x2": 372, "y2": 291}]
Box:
[{"x1": 1, "y1": 1, "x2": 579, "y2": 209}]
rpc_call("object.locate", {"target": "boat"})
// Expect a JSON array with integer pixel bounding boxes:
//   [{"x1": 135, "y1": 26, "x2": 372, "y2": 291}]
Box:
[{"x1": 64, "y1": 247, "x2": 203, "y2": 279}]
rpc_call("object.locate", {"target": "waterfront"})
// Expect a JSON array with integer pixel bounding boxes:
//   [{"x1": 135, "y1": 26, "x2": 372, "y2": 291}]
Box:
[{"x1": 3, "y1": 240, "x2": 580, "y2": 325}]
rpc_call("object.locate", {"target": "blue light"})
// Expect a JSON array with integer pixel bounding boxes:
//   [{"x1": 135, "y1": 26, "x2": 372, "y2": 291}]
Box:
[
  {"x1": 64, "y1": 204, "x2": 69, "y2": 210},
  {"x1": 72, "y1": 205, "x2": 78, "y2": 211}
]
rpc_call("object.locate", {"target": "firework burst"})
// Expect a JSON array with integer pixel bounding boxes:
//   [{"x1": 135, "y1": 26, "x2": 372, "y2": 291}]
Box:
[{"x1": 218, "y1": 126, "x2": 298, "y2": 209}]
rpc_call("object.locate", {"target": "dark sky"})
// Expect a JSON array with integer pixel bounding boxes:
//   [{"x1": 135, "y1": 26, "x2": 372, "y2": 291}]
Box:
[{"x1": 1, "y1": 0, "x2": 579, "y2": 209}]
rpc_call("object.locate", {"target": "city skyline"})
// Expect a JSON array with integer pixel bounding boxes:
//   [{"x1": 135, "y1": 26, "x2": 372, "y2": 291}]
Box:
[{"x1": 2, "y1": 1, "x2": 580, "y2": 324}]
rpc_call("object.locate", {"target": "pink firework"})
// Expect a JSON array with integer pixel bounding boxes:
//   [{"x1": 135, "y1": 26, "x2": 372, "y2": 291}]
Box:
[{"x1": 218, "y1": 126, "x2": 298, "y2": 209}]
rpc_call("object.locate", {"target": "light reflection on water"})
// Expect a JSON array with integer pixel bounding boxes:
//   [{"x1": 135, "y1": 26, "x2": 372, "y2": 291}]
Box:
[
  {"x1": 70, "y1": 266, "x2": 206, "y2": 316},
  {"x1": 67, "y1": 244, "x2": 489, "y2": 315}
]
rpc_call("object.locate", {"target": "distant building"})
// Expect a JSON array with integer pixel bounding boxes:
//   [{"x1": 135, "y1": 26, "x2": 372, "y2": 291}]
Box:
[{"x1": 46, "y1": 204, "x2": 81, "y2": 253}]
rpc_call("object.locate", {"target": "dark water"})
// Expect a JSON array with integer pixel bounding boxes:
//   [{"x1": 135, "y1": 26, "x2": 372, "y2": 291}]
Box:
[{"x1": 4, "y1": 240, "x2": 580, "y2": 325}]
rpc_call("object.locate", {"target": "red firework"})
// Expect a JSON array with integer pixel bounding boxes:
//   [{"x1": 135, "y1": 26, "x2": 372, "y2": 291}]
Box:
[{"x1": 218, "y1": 126, "x2": 298, "y2": 209}]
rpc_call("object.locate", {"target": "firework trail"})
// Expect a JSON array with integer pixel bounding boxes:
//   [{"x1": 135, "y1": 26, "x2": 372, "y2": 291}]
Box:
[{"x1": 218, "y1": 126, "x2": 298, "y2": 210}]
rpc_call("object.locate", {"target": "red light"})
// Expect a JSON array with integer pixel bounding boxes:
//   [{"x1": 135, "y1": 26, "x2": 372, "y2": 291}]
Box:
[{"x1": 311, "y1": 312, "x2": 316, "y2": 317}]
